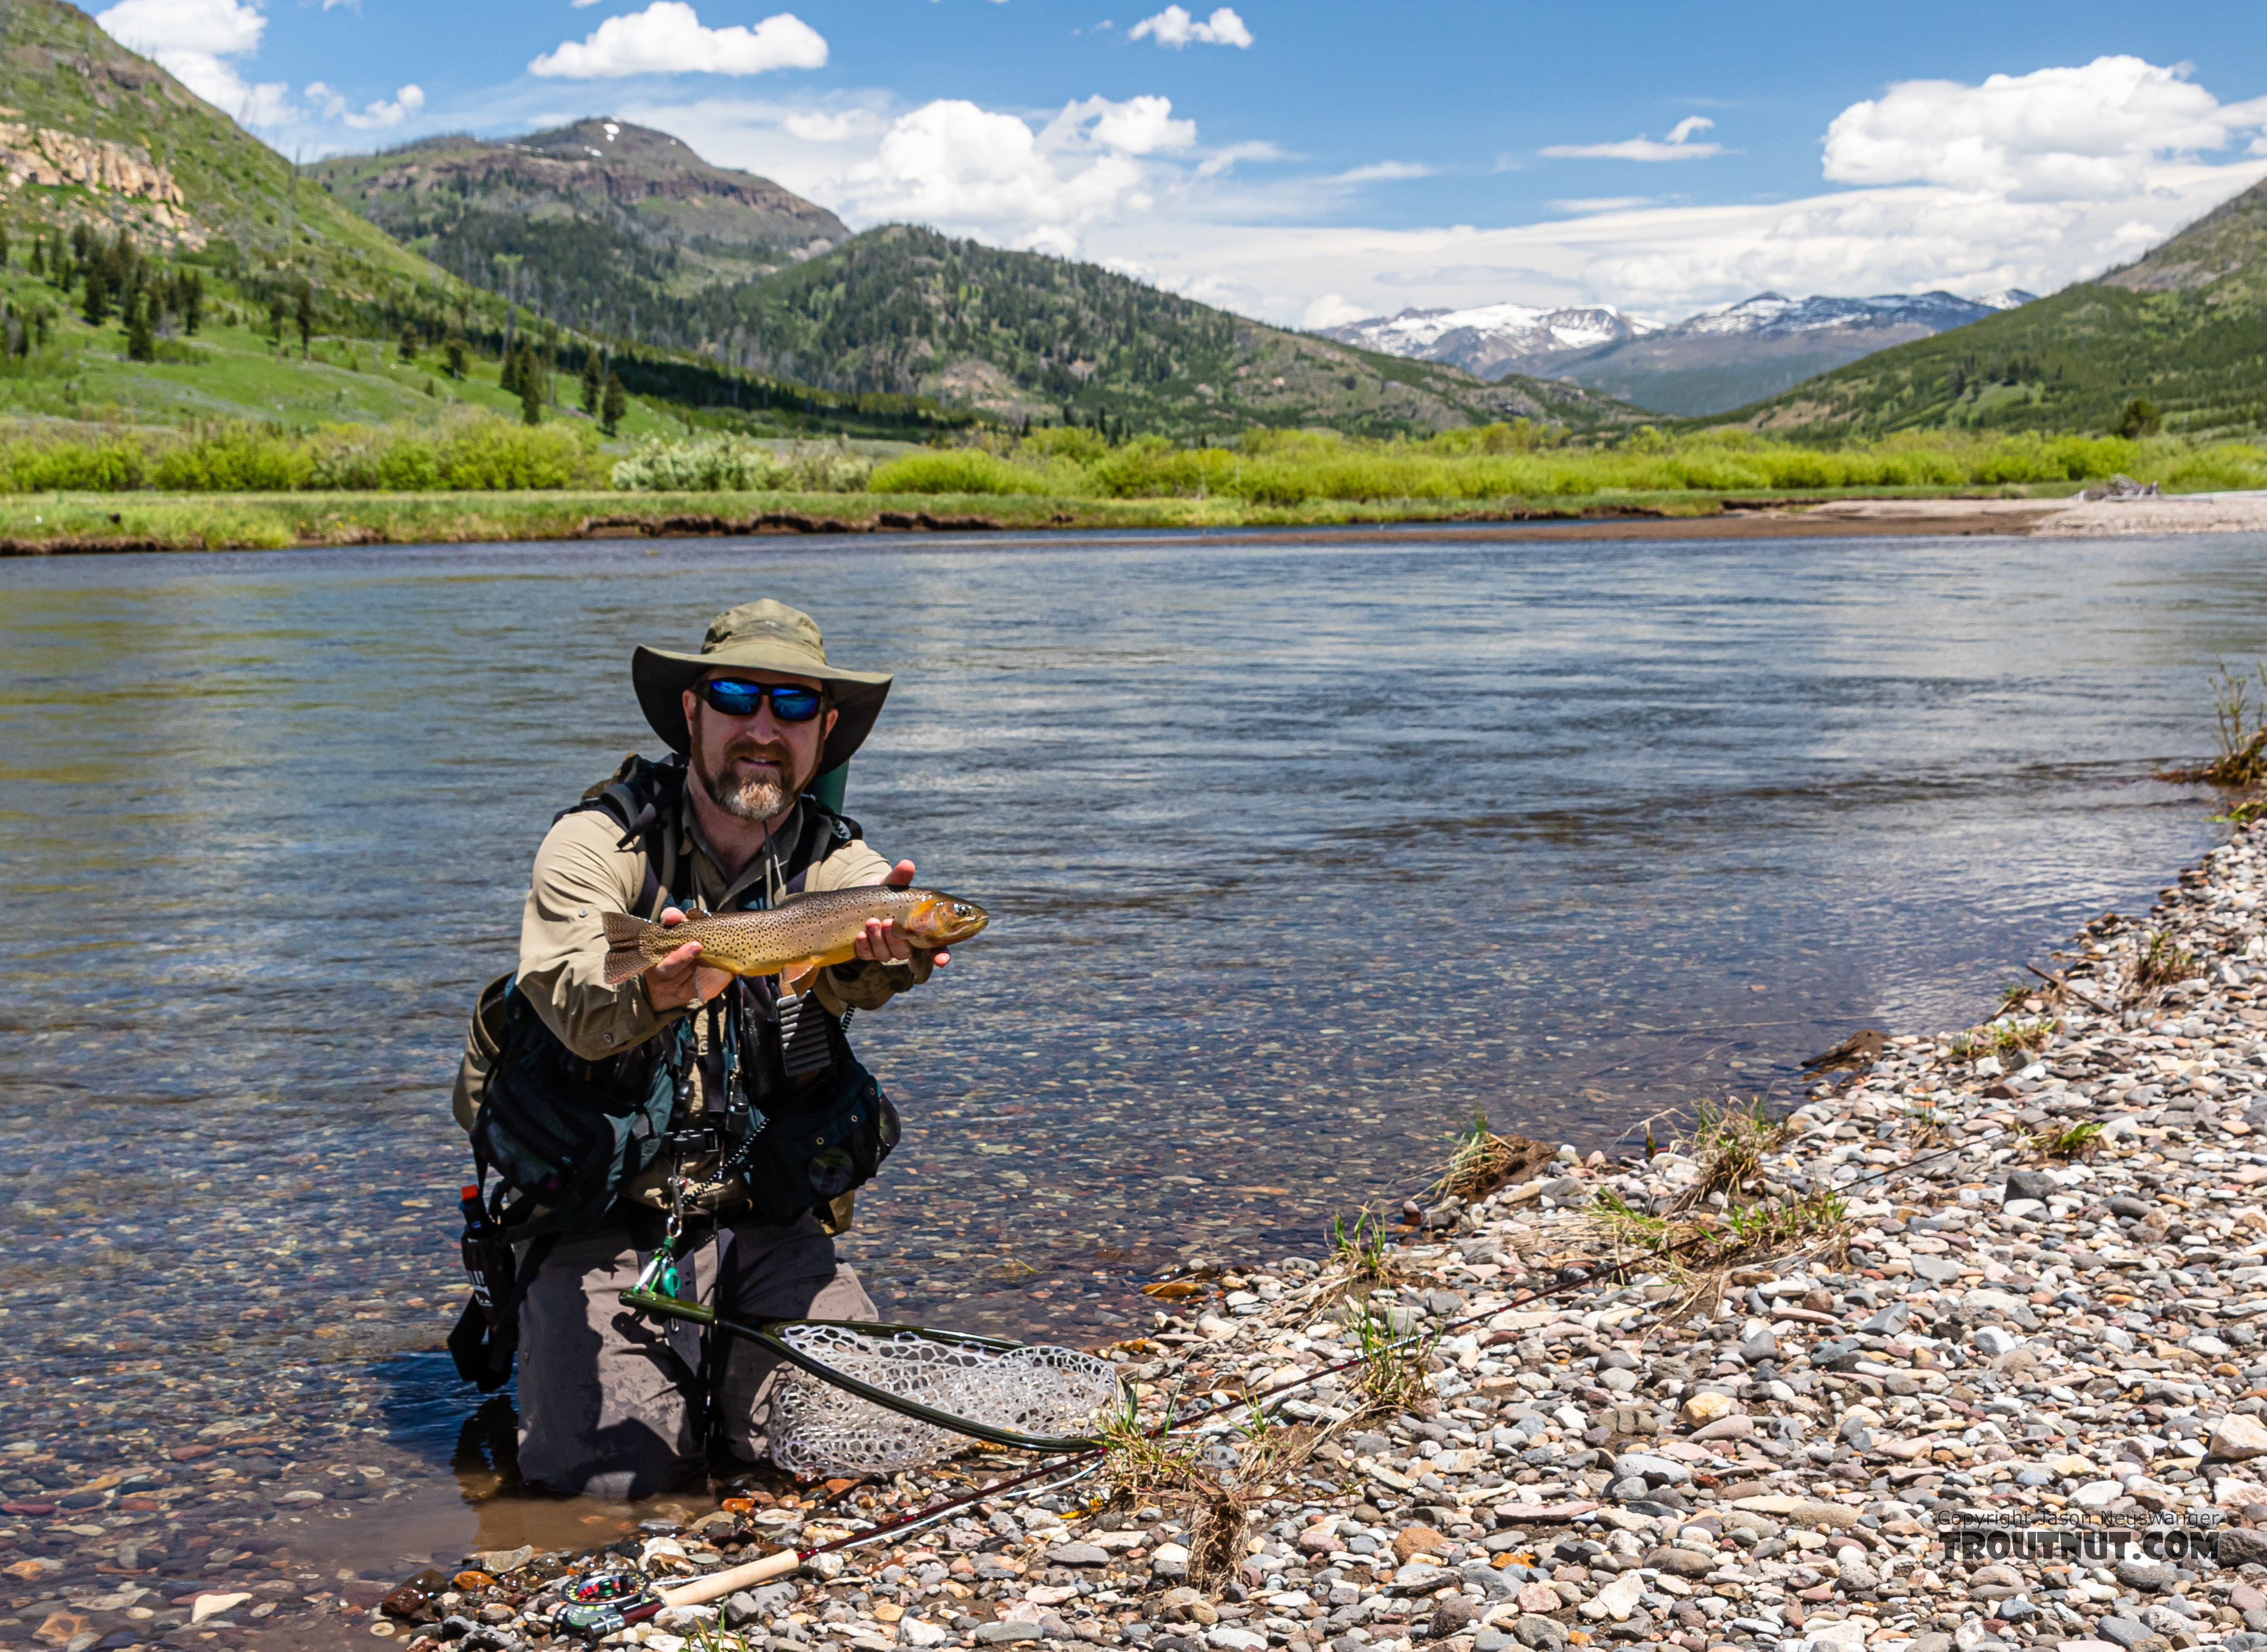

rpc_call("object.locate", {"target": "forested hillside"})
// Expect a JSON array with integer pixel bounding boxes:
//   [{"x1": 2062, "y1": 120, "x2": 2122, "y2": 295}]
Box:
[
  {"x1": 305, "y1": 121, "x2": 846, "y2": 354},
  {"x1": 714, "y1": 226, "x2": 1642, "y2": 439}
]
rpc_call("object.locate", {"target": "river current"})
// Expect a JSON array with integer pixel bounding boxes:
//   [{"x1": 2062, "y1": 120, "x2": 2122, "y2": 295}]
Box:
[{"x1": 1, "y1": 526, "x2": 2258, "y2": 1566}]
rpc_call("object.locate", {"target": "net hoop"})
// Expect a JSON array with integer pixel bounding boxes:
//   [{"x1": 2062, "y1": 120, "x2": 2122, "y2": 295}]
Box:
[
  {"x1": 618, "y1": 1294, "x2": 1125, "y2": 1471},
  {"x1": 755, "y1": 1318, "x2": 1123, "y2": 1472}
]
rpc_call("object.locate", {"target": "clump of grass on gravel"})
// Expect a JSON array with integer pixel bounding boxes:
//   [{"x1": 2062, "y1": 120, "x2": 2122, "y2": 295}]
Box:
[
  {"x1": 1991, "y1": 1017, "x2": 2060, "y2": 1056},
  {"x1": 2029, "y1": 1120, "x2": 2105, "y2": 1161},
  {"x1": 1327, "y1": 1210, "x2": 1400, "y2": 1287},
  {"x1": 2159, "y1": 659, "x2": 2267, "y2": 789},
  {"x1": 2133, "y1": 930, "x2": 2203, "y2": 997},
  {"x1": 1348, "y1": 1299, "x2": 1438, "y2": 1420},
  {"x1": 1682, "y1": 1096, "x2": 1790, "y2": 1208}
]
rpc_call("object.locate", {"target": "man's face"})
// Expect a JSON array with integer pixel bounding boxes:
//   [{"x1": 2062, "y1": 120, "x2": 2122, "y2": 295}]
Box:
[{"x1": 684, "y1": 670, "x2": 840, "y2": 823}]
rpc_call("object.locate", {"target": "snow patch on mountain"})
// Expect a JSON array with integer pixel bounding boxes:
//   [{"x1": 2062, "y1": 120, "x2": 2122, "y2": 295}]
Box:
[
  {"x1": 1672, "y1": 289, "x2": 2036, "y2": 339},
  {"x1": 1332, "y1": 301, "x2": 1653, "y2": 358}
]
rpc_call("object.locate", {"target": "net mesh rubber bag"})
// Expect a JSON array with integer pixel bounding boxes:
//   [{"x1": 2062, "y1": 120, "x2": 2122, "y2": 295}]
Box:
[{"x1": 768, "y1": 1324, "x2": 1121, "y2": 1474}]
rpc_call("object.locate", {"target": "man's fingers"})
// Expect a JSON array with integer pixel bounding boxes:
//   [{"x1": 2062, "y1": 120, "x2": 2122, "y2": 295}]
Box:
[
  {"x1": 662, "y1": 940, "x2": 701, "y2": 967},
  {"x1": 660, "y1": 906, "x2": 689, "y2": 927},
  {"x1": 882, "y1": 859, "x2": 916, "y2": 888}
]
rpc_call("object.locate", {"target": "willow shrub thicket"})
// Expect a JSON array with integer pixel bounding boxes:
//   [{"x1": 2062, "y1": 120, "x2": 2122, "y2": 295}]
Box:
[
  {"x1": 866, "y1": 426, "x2": 2267, "y2": 503},
  {"x1": 0, "y1": 411, "x2": 603, "y2": 492},
  {"x1": 608, "y1": 436, "x2": 873, "y2": 493},
  {"x1": 4, "y1": 419, "x2": 2264, "y2": 501}
]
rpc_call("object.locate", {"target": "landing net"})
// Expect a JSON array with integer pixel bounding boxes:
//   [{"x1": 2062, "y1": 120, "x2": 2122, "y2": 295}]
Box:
[{"x1": 768, "y1": 1323, "x2": 1122, "y2": 1475}]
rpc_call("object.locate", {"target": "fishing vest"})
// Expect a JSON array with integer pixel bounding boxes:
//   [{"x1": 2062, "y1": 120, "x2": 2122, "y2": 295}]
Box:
[{"x1": 452, "y1": 754, "x2": 900, "y2": 1241}]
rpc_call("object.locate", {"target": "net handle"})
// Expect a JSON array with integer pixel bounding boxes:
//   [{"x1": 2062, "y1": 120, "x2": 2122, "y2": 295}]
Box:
[{"x1": 619, "y1": 1291, "x2": 1120, "y2": 1455}]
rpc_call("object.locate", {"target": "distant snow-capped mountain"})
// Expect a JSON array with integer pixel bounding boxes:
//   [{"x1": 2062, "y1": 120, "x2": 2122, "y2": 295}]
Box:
[
  {"x1": 1672, "y1": 289, "x2": 2036, "y2": 340},
  {"x1": 1316, "y1": 287, "x2": 2035, "y2": 415},
  {"x1": 1559, "y1": 288, "x2": 2036, "y2": 414},
  {"x1": 1318, "y1": 301, "x2": 1656, "y2": 382}
]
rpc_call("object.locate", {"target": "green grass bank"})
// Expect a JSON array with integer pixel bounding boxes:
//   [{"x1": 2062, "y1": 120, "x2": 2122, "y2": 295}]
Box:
[{"x1": 0, "y1": 482, "x2": 2117, "y2": 553}]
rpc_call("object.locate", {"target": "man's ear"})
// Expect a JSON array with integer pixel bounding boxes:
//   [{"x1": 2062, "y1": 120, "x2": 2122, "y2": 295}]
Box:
[{"x1": 823, "y1": 706, "x2": 839, "y2": 741}]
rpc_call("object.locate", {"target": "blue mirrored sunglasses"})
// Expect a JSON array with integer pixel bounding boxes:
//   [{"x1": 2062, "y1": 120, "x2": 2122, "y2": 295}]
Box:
[{"x1": 697, "y1": 679, "x2": 827, "y2": 722}]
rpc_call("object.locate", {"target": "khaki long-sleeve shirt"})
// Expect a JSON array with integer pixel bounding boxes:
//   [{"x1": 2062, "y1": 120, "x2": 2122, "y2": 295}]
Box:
[
  {"x1": 517, "y1": 793, "x2": 917, "y2": 1063},
  {"x1": 511, "y1": 788, "x2": 927, "y2": 1220}
]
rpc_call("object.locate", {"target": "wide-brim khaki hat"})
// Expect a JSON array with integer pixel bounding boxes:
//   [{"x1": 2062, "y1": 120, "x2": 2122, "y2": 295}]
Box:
[{"x1": 632, "y1": 599, "x2": 892, "y2": 773}]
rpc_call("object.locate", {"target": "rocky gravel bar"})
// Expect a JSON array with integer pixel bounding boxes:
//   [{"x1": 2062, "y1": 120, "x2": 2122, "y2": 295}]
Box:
[{"x1": 28, "y1": 824, "x2": 2267, "y2": 1652}]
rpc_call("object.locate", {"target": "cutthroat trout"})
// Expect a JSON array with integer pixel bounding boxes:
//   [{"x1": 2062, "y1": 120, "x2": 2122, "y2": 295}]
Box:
[{"x1": 600, "y1": 886, "x2": 989, "y2": 988}]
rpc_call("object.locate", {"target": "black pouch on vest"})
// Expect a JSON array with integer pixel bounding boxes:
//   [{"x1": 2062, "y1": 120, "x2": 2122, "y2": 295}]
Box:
[
  {"x1": 471, "y1": 983, "x2": 679, "y2": 1230},
  {"x1": 738, "y1": 1008, "x2": 900, "y2": 1227}
]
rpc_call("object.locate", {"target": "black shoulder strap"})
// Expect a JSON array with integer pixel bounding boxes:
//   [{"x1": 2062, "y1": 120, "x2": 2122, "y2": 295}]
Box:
[
  {"x1": 559, "y1": 754, "x2": 686, "y2": 920},
  {"x1": 762, "y1": 799, "x2": 864, "y2": 900},
  {"x1": 799, "y1": 796, "x2": 864, "y2": 857}
]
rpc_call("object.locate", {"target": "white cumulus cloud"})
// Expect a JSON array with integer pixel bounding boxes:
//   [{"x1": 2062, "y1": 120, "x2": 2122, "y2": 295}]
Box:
[
  {"x1": 1300, "y1": 292, "x2": 1371, "y2": 328},
  {"x1": 93, "y1": 0, "x2": 296, "y2": 125},
  {"x1": 1822, "y1": 55, "x2": 2267, "y2": 199},
  {"x1": 1067, "y1": 93, "x2": 1195, "y2": 155},
  {"x1": 307, "y1": 81, "x2": 424, "y2": 129},
  {"x1": 828, "y1": 93, "x2": 1199, "y2": 255},
  {"x1": 1543, "y1": 116, "x2": 1721, "y2": 162},
  {"x1": 783, "y1": 109, "x2": 882, "y2": 144},
  {"x1": 1129, "y1": 5, "x2": 1252, "y2": 48},
  {"x1": 530, "y1": 3, "x2": 828, "y2": 79},
  {"x1": 1078, "y1": 57, "x2": 2267, "y2": 326}
]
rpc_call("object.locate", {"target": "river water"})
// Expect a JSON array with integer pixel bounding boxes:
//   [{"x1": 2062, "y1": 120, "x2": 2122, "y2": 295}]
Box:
[{"x1": 0, "y1": 526, "x2": 2259, "y2": 1579}]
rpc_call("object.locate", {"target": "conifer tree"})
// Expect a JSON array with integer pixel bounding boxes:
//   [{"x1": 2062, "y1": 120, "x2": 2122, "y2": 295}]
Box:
[
  {"x1": 519, "y1": 344, "x2": 542, "y2": 426},
  {"x1": 82, "y1": 264, "x2": 110, "y2": 327},
  {"x1": 600, "y1": 371, "x2": 626, "y2": 436},
  {"x1": 28, "y1": 235, "x2": 42, "y2": 278},
  {"x1": 180, "y1": 272, "x2": 202, "y2": 335},
  {"x1": 444, "y1": 335, "x2": 467, "y2": 380},
  {"x1": 295, "y1": 282, "x2": 313, "y2": 360},
  {"x1": 125, "y1": 295, "x2": 155, "y2": 363},
  {"x1": 580, "y1": 350, "x2": 601, "y2": 415},
  {"x1": 499, "y1": 344, "x2": 520, "y2": 396},
  {"x1": 399, "y1": 325, "x2": 418, "y2": 362}
]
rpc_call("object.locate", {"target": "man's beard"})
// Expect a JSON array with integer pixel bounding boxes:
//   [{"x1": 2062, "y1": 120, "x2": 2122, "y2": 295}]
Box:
[{"x1": 695, "y1": 736, "x2": 800, "y2": 821}]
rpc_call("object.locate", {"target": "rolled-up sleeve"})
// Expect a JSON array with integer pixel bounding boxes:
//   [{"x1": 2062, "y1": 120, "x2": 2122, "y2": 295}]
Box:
[
  {"x1": 517, "y1": 810, "x2": 678, "y2": 1060},
  {"x1": 807, "y1": 839, "x2": 935, "y2": 1014}
]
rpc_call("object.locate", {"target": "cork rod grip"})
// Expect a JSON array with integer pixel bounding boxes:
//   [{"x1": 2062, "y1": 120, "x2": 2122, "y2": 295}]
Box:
[{"x1": 656, "y1": 1546, "x2": 802, "y2": 1608}]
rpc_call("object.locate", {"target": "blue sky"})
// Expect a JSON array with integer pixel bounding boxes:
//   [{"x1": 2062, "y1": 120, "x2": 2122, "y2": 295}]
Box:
[{"x1": 90, "y1": 0, "x2": 2267, "y2": 325}]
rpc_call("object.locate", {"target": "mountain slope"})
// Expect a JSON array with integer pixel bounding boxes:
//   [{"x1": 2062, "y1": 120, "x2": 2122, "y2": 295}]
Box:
[
  {"x1": 1717, "y1": 177, "x2": 2267, "y2": 438},
  {"x1": 712, "y1": 225, "x2": 1643, "y2": 439},
  {"x1": 306, "y1": 120, "x2": 847, "y2": 353},
  {"x1": 1321, "y1": 286, "x2": 2033, "y2": 416},
  {"x1": 1318, "y1": 301, "x2": 1651, "y2": 381},
  {"x1": 1558, "y1": 290, "x2": 2032, "y2": 415},
  {"x1": 0, "y1": 0, "x2": 438, "y2": 289}
]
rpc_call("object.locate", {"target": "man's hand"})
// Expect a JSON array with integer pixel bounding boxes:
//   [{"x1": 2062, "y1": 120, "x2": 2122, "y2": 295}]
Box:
[
  {"x1": 854, "y1": 859, "x2": 953, "y2": 970},
  {"x1": 644, "y1": 908, "x2": 732, "y2": 1011}
]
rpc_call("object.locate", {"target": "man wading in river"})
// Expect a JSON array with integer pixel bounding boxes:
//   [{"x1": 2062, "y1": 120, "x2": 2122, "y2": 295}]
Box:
[{"x1": 449, "y1": 599, "x2": 952, "y2": 1497}]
